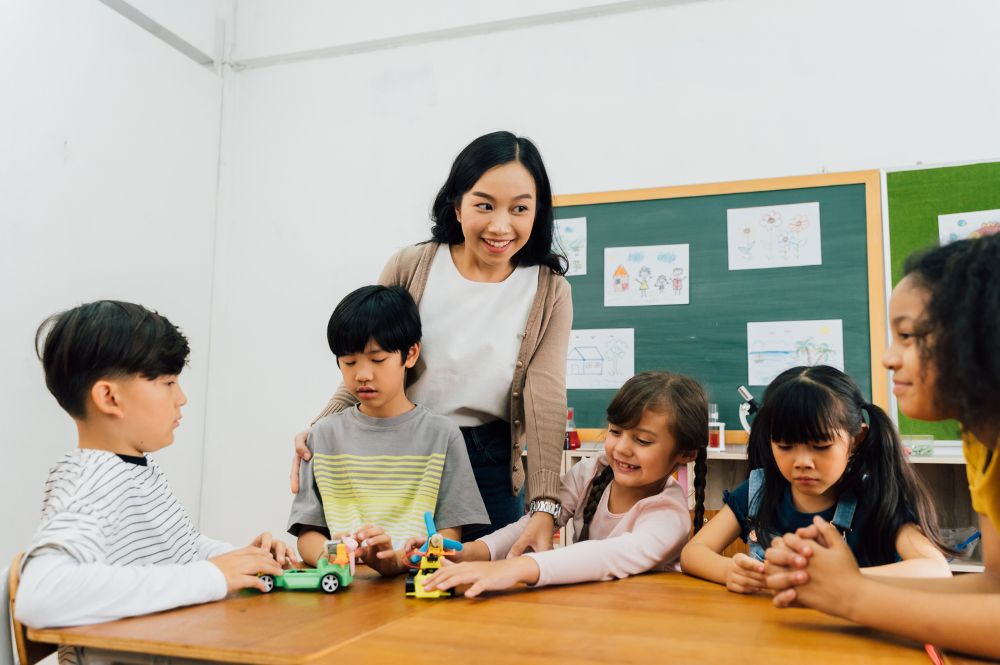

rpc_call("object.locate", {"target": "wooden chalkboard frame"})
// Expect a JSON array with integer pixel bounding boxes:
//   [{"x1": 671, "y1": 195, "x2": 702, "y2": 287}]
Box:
[{"x1": 553, "y1": 170, "x2": 889, "y2": 420}]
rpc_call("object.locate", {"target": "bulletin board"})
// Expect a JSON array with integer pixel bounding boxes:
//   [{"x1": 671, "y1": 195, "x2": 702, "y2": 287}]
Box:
[{"x1": 553, "y1": 170, "x2": 887, "y2": 430}]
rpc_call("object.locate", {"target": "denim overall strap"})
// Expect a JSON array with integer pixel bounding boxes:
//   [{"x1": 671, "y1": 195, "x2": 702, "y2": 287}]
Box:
[
  {"x1": 831, "y1": 492, "x2": 858, "y2": 534},
  {"x1": 747, "y1": 468, "x2": 766, "y2": 561}
]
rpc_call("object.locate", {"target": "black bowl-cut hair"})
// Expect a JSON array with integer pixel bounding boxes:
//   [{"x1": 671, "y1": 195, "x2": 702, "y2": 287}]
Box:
[
  {"x1": 327, "y1": 285, "x2": 421, "y2": 363},
  {"x1": 36, "y1": 300, "x2": 189, "y2": 418}
]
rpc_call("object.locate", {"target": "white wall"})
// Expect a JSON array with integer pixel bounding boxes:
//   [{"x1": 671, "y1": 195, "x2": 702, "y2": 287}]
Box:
[
  {"x1": 0, "y1": 0, "x2": 222, "y2": 565},
  {"x1": 125, "y1": 0, "x2": 223, "y2": 61},
  {"x1": 201, "y1": 0, "x2": 1000, "y2": 546},
  {"x1": 231, "y1": 0, "x2": 655, "y2": 62}
]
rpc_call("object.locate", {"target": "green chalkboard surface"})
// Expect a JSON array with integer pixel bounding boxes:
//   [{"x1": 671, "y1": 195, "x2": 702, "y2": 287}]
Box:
[
  {"x1": 886, "y1": 161, "x2": 1000, "y2": 439},
  {"x1": 554, "y1": 172, "x2": 886, "y2": 430}
]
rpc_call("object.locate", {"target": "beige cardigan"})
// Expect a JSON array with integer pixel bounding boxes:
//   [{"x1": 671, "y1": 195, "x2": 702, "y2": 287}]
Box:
[{"x1": 315, "y1": 242, "x2": 572, "y2": 502}]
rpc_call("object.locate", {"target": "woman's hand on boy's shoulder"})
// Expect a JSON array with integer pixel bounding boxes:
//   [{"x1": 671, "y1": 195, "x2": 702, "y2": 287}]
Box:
[{"x1": 289, "y1": 429, "x2": 312, "y2": 494}]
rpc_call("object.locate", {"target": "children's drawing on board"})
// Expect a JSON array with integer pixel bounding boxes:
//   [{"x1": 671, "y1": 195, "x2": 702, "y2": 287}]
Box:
[
  {"x1": 566, "y1": 328, "x2": 635, "y2": 390},
  {"x1": 728, "y1": 202, "x2": 822, "y2": 270},
  {"x1": 604, "y1": 244, "x2": 689, "y2": 307},
  {"x1": 554, "y1": 217, "x2": 588, "y2": 276},
  {"x1": 746, "y1": 319, "x2": 844, "y2": 386},
  {"x1": 938, "y1": 209, "x2": 1000, "y2": 246}
]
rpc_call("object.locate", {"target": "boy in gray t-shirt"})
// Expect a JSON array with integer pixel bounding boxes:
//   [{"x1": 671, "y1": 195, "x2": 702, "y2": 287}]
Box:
[{"x1": 288, "y1": 285, "x2": 488, "y2": 576}]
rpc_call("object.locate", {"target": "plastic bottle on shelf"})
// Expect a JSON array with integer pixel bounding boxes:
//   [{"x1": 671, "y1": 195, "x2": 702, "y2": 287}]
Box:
[{"x1": 565, "y1": 408, "x2": 581, "y2": 450}]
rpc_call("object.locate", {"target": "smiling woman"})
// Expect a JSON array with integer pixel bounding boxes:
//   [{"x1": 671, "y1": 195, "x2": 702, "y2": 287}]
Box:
[{"x1": 292, "y1": 131, "x2": 573, "y2": 555}]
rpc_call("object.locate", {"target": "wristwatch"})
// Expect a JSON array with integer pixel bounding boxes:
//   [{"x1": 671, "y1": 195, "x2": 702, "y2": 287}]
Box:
[{"x1": 529, "y1": 499, "x2": 561, "y2": 520}]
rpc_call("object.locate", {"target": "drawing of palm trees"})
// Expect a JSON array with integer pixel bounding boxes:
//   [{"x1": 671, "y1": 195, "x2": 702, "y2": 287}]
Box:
[
  {"x1": 814, "y1": 342, "x2": 834, "y2": 365},
  {"x1": 794, "y1": 337, "x2": 816, "y2": 364}
]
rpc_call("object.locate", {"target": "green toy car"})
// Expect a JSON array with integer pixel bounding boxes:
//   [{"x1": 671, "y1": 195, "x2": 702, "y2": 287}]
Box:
[{"x1": 259, "y1": 541, "x2": 354, "y2": 594}]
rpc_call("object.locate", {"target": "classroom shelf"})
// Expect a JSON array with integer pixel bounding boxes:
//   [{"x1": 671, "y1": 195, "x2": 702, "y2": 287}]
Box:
[{"x1": 948, "y1": 561, "x2": 985, "y2": 573}]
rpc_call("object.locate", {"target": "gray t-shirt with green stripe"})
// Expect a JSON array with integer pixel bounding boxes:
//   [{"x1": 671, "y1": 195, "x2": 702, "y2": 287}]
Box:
[{"x1": 288, "y1": 404, "x2": 489, "y2": 549}]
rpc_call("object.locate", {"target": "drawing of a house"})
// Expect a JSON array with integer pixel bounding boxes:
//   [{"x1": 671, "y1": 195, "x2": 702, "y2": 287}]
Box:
[
  {"x1": 612, "y1": 265, "x2": 629, "y2": 292},
  {"x1": 567, "y1": 346, "x2": 604, "y2": 375}
]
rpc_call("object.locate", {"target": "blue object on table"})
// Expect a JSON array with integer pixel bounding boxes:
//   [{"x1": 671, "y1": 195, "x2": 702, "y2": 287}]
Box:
[{"x1": 409, "y1": 512, "x2": 463, "y2": 563}]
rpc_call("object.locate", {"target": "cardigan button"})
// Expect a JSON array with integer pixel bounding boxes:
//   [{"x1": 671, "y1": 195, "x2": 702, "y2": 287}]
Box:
[
  {"x1": 514, "y1": 419, "x2": 521, "y2": 426},
  {"x1": 512, "y1": 391, "x2": 519, "y2": 398},
  {"x1": 516, "y1": 360, "x2": 524, "y2": 367}
]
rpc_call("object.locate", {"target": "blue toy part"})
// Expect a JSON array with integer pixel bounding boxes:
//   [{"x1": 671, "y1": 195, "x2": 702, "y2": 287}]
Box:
[{"x1": 409, "y1": 511, "x2": 463, "y2": 563}]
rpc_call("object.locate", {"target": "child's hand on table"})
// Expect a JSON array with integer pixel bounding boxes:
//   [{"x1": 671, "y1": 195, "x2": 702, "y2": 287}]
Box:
[
  {"x1": 420, "y1": 557, "x2": 540, "y2": 598},
  {"x1": 355, "y1": 524, "x2": 404, "y2": 576},
  {"x1": 725, "y1": 552, "x2": 768, "y2": 594},
  {"x1": 249, "y1": 531, "x2": 298, "y2": 568},
  {"x1": 210, "y1": 546, "x2": 284, "y2": 593}
]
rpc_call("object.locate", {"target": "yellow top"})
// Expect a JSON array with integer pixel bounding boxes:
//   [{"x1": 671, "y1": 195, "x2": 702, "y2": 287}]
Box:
[{"x1": 963, "y1": 433, "x2": 1000, "y2": 532}]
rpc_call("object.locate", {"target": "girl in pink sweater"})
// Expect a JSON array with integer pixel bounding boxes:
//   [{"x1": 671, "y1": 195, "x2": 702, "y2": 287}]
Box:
[{"x1": 421, "y1": 371, "x2": 708, "y2": 597}]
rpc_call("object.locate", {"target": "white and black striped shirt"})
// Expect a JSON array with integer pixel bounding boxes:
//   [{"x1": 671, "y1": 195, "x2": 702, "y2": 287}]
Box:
[{"x1": 17, "y1": 450, "x2": 232, "y2": 663}]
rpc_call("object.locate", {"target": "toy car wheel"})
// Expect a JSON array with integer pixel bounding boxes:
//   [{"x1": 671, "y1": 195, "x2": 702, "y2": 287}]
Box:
[
  {"x1": 321, "y1": 573, "x2": 340, "y2": 594},
  {"x1": 404, "y1": 575, "x2": 415, "y2": 595},
  {"x1": 259, "y1": 575, "x2": 275, "y2": 593}
]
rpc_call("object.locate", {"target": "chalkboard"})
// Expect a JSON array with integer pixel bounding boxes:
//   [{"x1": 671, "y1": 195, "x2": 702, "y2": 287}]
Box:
[
  {"x1": 886, "y1": 161, "x2": 1000, "y2": 439},
  {"x1": 553, "y1": 171, "x2": 887, "y2": 430}
]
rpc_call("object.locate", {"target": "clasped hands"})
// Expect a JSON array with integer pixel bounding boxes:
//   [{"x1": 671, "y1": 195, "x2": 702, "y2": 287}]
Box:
[{"x1": 759, "y1": 515, "x2": 865, "y2": 618}]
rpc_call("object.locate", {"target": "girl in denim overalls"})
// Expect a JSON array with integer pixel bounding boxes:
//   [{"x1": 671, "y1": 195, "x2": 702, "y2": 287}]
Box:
[{"x1": 681, "y1": 365, "x2": 951, "y2": 593}]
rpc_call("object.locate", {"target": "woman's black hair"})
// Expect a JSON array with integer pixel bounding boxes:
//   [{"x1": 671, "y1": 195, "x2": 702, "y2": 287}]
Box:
[
  {"x1": 429, "y1": 130, "x2": 567, "y2": 275},
  {"x1": 327, "y1": 285, "x2": 421, "y2": 363},
  {"x1": 903, "y1": 234, "x2": 1000, "y2": 447},
  {"x1": 577, "y1": 371, "x2": 709, "y2": 540},
  {"x1": 35, "y1": 300, "x2": 190, "y2": 418},
  {"x1": 747, "y1": 365, "x2": 948, "y2": 564}
]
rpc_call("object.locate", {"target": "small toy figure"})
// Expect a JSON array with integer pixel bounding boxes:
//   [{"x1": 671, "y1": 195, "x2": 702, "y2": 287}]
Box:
[
  {"x1": 404, "y1": 512, "x2": 463, "y2": 599},
  {"x1": 259, "y1": 537, "x2": 356, "y2": 594}
]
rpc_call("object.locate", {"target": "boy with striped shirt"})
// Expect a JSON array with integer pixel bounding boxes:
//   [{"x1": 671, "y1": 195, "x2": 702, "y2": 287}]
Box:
[
  {"x1": 17, "y1": 301, "x2": 289, "y2": 652},
  {"x1": 288, "y1": 285, "x2": 488, "y2": 576}
]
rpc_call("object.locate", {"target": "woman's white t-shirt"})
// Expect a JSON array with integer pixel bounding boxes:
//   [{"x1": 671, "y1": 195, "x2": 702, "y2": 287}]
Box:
[{"x1": 408, "y1": 244, "x2": 539, "y2": 427}]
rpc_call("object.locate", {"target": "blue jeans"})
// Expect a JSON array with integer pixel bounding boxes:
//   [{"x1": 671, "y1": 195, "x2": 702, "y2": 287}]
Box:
[{"x1": 460, "y1": 419, "x2": 526, "y2": 541}]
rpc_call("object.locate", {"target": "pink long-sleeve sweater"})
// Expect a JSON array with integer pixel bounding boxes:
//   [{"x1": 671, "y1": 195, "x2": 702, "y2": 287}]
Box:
[{"x1": 479, "y1": 453, "x2": 691, "y2": 587}]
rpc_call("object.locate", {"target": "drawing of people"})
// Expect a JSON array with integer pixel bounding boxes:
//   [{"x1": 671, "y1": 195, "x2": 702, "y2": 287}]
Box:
[
  {"x1": 655, "y1": 274, "x2": 668, "y2": 293},
  {"x1": 670, "y1": 267, "x2": 686, "y2": 295},
  {"x1": 638, "y1": 266, "x2": 651, "y2": 297}
]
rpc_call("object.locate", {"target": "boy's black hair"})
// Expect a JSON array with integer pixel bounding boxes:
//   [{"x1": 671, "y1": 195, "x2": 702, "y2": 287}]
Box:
[
  {"x1": 747, "y1": 365, "x2": 948, "y2": 564},
  {"x1": 429, "y1": 130, "x2": 567, "y2": 275},
  {"x1": 903, "y1": 235, "x2": 1000, "y2": 446},
  {"x1": 35, "y1": 300, "x2": 190, "y2": 418},
  {"x1": 327, "y1": 285, "x2": 421, "y2": 363}
]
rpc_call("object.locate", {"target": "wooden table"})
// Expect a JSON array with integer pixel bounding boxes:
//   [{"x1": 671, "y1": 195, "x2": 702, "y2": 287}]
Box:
[{"x1": 27, "y1": 568, "x2": 965, "y2": 664}]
